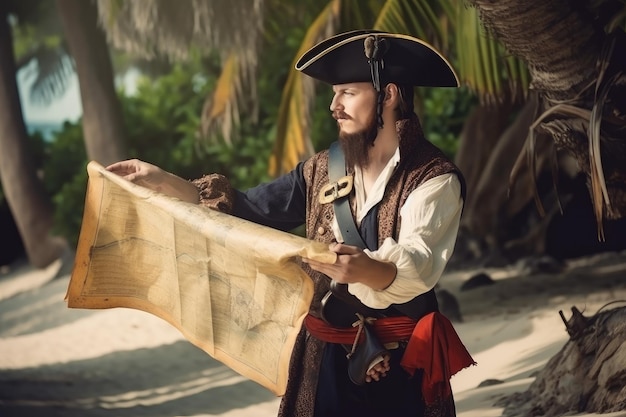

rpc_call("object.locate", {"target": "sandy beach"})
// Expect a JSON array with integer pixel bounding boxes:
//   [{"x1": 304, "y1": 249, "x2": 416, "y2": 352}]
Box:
[{"x1": 1, "y1": 250, "x2": 626, "y2": 417}]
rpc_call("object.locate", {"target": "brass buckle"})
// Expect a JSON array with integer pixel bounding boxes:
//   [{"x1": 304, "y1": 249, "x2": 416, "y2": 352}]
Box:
[{"x1": 318, "y1": 175, "x2": 353, "y2": 204}]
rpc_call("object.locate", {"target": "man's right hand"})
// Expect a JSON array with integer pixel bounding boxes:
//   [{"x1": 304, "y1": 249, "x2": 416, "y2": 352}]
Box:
[
  {"x1": 106, "y1": 159, "x2": 200, "y2": 204},
  {"x1": 106, "y1": 159, "x2": 166, "y2": 190}
]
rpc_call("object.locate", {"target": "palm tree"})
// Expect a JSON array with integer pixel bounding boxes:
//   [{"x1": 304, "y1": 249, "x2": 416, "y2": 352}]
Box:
[
  {"x1": 56, "y1": 0, "x2": 127, "y2": 166},
  {"x1": 95, "y1": 0, "x2": 265, "y2": 145},
  {"x1": 268, "y1": 0, "x2": 626, "y2": 262},
  {"x1": 269, "y1": 0, "x2": 626, "y2": 262},
  {"x1": 0, "y1": 2, "x2": 67, "y2": 268},
  {"x1": 1, "y1": 0, "x2": 129, "y2": 268},
  {"x1": 468, "y1": 0, "x2": 626, "y2": 240},
  {"x1": 94, "y1": 0, "x2": 626, "y2": 261}
]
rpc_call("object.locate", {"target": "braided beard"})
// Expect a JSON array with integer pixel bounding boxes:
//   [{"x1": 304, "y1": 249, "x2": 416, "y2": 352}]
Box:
[{"x1": 337, "y1": 112, "x2": 379, "y2": 169}]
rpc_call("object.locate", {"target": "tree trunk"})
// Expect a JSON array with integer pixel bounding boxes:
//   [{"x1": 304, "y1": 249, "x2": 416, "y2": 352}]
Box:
[
  {"x1": 468, "y1": 0, "x2": 626, "y2": 225},
  {"x1": 455, "y1": 101, "x2": 513, "y2": 203},
  {"x1": 0, "y1": 6, "x2": 67, "y2": 268},
  {"x1": 56, "y1": 0, "x2": 127, "y2": 166},
  {"x1": 456, "y1": 99, "x2": 517, "y2": 242},
  {"x1": 498, "y1": 306, "x2": 626, "y2": 416}
]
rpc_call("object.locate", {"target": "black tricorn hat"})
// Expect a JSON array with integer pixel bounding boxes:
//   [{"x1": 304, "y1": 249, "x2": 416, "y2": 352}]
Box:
[{"x1": 295, "y1": 30, "x2": 459, "y2": 88}]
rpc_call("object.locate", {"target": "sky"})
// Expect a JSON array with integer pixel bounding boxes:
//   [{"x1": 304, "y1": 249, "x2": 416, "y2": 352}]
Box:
[
  {"x1": 17, "y1": 62, "x2": 83, "y2": 124},
  {"x1": 17, "y1": 65, "x2": 139, "y2": 125}
]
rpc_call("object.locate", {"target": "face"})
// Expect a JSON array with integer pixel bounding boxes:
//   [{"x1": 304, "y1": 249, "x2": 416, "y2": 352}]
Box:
[
  {"x1": 329, "y1": 82, "x2": 377, "y2": 135},
  {"x1": 330, "y1": 82, "x2": 379, "y2": 168}
]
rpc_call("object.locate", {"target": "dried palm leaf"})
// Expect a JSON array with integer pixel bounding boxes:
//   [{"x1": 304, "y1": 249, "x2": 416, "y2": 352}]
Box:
[
  {"x1": 97, "y1": 0, "x2": 264, "y2": 145},
  {"x1": 510, "y1": 103, "x2": 592, "y2": 218},
  {"x1": 269, "y1": 0, "x2": 339, "y2": 176}
]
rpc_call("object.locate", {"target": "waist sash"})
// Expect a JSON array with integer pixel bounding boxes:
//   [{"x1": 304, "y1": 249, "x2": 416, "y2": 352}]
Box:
[{"x1": 305, "y1": 312, "x2": 476, "y2": 405}]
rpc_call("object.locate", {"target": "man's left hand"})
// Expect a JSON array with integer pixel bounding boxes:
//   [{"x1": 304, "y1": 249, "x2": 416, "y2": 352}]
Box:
[
  {"x1": 365, "y1": 353, "x2": 391, "y2": 382},
  {"x1": 303, "y1": 243, "x2": 396, "y2": 290}
]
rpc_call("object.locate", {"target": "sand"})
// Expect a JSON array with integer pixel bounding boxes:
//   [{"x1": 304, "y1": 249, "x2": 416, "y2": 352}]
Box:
[{"x1": 1, "y1": 251, "x2": 626, "y2": 417}]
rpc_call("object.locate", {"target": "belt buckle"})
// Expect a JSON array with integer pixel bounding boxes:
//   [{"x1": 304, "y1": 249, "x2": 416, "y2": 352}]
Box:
[{"x1": 318, "y1": 175, "x2": 353, "y2": 204}]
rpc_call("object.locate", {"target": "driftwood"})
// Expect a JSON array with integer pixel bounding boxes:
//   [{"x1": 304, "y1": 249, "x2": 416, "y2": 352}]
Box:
[{"x1": 499, "y1": 304, "x2": 626, "y2": 416}]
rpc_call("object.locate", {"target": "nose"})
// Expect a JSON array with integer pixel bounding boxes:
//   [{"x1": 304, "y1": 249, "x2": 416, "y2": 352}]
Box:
[{"x1": 329, "y1": 93, "x2": 341, "y2": 112}]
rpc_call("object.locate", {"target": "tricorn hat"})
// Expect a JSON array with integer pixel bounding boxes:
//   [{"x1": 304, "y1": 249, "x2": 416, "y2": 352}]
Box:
[{"x1": 295, "y1": 30, "x2": 459, "y2": 89}]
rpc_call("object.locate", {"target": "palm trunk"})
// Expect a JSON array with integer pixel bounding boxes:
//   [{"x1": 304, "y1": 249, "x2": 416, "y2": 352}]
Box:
[
  {"x1": 56, "y1": 0, "x2": 127, "y2": 166},
  {"x1": 469, "y1": 0, "x2": 626, "y2": 224},
  {"x1": 0, "y1": 6, "x2": 67, "y2": 268},
  {"x1": 468, "y1": 0, "x2": 601, "y2": 98},
  {"x1": 458, "y1": 98, "x2": 532, "y2": 243},
  {"x1": 455, "y1": 100, "x2": 515, "y2": 212}
]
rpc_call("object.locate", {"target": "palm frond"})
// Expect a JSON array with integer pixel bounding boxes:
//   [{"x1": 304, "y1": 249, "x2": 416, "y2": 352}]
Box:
[
  {"x1": 605, "y1": 2, "x2": 626, "y2": 33},
  {"x1": 510, "y1": 103, "x2": 592, "y2": 219},
  {"x1": 457, "y1": 6, "x2": 494, "y2": 104},
  {"x1": 200, "y1": 53, "x2": 242, "y2": 145},
  {"x1": 508, "y1": 110, "x2": 546, "y2": 218},
  {"x1": 455, "y1": 3, "x2": 529, "y2": 105},
  {"x1": 10, "y1": 8, "x2": 74, "y2": 107},
  {"x1": 338, "y1": 0, "x2": 378, "y2": 30},
  {"x1": 269, "y1": 0, "x2": 340, "y2": 176},
  {"x1": 23, "y1": 45, "x2": 75, "y2": 106},
  {"x1": 374, "y1": 0, "x2": 448, "y2": 49},
  {"x1": 504, "y1": 54, "x2": 527, "y2": 102},
  {"x1": 97, "y1": 0, "x2": 265, "y2": 146},
  {"x1": 97, "y1": 0, "x2": 264, "y2": 62},
  {"x1": 587, "y1": 32, "x2": 622, "y2": 240},
  {"x1": 374, "y1": 1, "x2": 410, "y2": 35}
]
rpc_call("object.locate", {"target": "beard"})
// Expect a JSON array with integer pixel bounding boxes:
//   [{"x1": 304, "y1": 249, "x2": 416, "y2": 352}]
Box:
[{"x1": 336, "y1": 112, "x2": 379, "y2": 169}]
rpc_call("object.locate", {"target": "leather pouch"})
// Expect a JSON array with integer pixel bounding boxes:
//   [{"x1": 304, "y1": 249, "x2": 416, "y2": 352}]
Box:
[{"x1": 347, "y1": 322, "x2": 388, "y2": 385}]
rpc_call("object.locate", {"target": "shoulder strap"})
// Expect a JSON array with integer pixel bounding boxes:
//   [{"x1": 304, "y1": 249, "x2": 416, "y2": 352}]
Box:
[
  {"x1": 326, "y1": 142, "x2": 439, "y2": 321},
  {"x1": 328, "y1": 142, "x2": 366, "y2": 249}
]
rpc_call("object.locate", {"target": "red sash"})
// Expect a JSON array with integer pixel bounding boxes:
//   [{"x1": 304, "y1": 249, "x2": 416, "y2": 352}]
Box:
[{"x1": 304, "y1": 312, "x2": 476, "y2": 404}]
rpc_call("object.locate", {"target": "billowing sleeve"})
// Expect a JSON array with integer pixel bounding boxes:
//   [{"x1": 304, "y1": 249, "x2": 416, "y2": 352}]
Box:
[
  {"x1": 191, "y1": 174, "x2": 236, "y2": 213},
  {"x1": 193, "y1": 163, "x2": 308, "y2": 232},
  {"x1": 348, "y1": 173, "x2": 463, "y2": 308}
]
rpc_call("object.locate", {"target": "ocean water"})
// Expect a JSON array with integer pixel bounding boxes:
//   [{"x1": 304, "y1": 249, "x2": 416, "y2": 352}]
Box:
[{"x1": 26, "y1": 121, "x2": 63, "y2": 141}]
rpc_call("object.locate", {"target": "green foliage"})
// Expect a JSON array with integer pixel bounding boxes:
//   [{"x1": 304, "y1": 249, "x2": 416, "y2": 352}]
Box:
[
  {"x1": 10, "y1": 0, "x2": 72, "y2": 106},
  {"x1": 51, "y1": 168, "x2": 89, "y2": 248},
  {"x1": 20, "y1": 3, "x2": 476, "y2": 249},
  {"x1": 42, "y1": 121, "x2": 86, "y2": 196},
  {"x1": 0, "y1": 130, "x2": 48, "y2": 204},
  {"x1": 38, "y1": 121, "x2": 87, "y2": 244},
  {"x1": 120, "y1": 60, "x2": 212, "y2": 177},
  {"x1": 306, "y1": 83, "x2": 474, "y2": 159},
  {"x1": 419, "y1": 86, "x2": 476, "y2": 158},
  {"x1": 38, "y1": 55, "x2": 277, "y2": 247},
  {"x1": 310, "y1": 87, "x2": 338, "y2": 151}
]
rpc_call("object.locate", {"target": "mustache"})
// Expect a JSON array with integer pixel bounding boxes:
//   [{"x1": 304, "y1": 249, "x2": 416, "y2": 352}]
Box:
[{"x1": 332, "y1": 111, "x2": 350, "y2": 121}]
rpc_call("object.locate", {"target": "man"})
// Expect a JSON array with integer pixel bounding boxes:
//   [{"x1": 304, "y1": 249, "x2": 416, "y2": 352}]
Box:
[{"x1": 108, "y1": 30, "x2": 474, "y2": 417}]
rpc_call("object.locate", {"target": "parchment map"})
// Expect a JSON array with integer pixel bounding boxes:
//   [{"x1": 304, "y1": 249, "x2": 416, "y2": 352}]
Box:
[{"x1": 65, "y1": 161, "x2": 336, "y2": 395}]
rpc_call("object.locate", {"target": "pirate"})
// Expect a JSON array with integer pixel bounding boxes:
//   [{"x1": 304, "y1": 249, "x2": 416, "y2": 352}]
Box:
[{"x1": 107, "y1": 30, "x2": 475, "y2": 417}]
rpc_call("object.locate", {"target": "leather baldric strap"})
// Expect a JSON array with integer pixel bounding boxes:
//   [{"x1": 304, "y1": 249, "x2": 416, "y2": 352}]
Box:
[
  {"x1": 320, "y1": 142, "x2": 386, "y2": 327},
  {"x1": 322, "y1": 141, "x2": 440, "y2": 324},
  {"x1": 327, "y1": 141, "x2": 366, "y2": 249}
]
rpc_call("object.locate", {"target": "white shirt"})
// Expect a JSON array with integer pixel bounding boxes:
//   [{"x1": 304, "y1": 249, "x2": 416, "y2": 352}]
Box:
[{"x1": 331, "y1": 147, "x2": 463, "y2": 309}]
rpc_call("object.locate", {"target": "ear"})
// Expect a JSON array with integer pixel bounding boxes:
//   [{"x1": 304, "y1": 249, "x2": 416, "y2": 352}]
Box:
[{"x1": 383, "y1": 83, "x2": 399, "y2": 107}]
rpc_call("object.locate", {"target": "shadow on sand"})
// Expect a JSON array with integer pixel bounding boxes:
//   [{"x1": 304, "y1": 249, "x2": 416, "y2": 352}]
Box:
[{"x1": 0, "y1": 339, "x2": 278, "y2": 416}]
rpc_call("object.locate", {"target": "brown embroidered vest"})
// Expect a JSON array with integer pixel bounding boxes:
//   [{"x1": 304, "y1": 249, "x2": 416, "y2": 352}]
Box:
[{"x1": 302, "y1": 114, "x2": 464, "y2": 318}]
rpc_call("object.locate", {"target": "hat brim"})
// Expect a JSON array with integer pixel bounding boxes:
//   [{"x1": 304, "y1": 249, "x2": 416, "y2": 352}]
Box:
[{"x1": 296, "y1": 30, "x2": 459, "y2": 88}]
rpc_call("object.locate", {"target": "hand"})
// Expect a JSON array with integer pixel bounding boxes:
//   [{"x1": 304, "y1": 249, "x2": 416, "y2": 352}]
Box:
[
  {"x1": 303, "y1": 243, "x2": 396, "y2": 290},
  {"x1": 106, "y1": 159, "x2": 167, "y2": 191},
  {"x1": 365, "y1": 353, "x2": 390, "y2": 383},
  {"x1": 106, "y1": 159, "x2": 200, "y2": 203}
]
